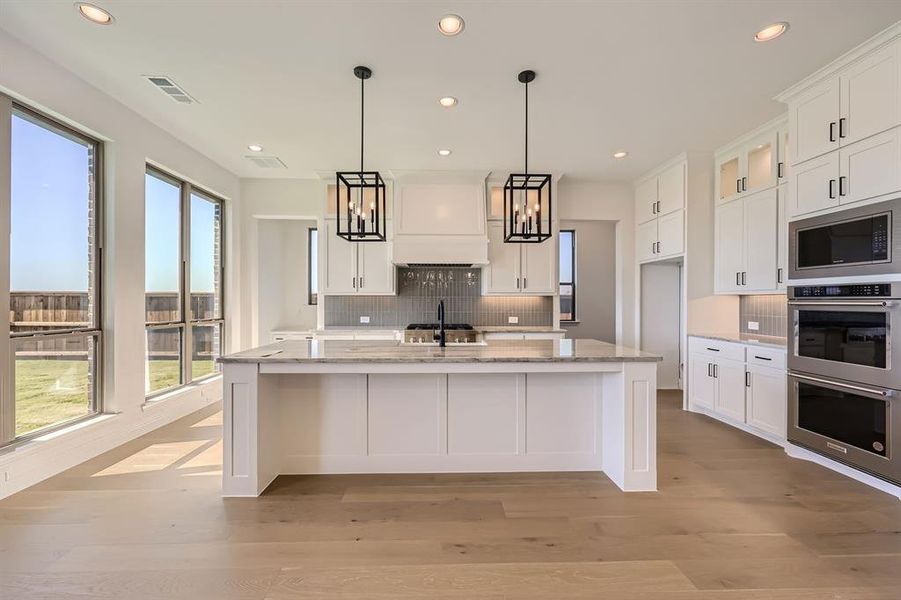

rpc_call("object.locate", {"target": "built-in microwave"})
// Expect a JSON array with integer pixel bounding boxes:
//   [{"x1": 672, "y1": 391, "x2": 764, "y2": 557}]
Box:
[{"x1": 789, "y1": 197, "x2": 901, "y2": 280}]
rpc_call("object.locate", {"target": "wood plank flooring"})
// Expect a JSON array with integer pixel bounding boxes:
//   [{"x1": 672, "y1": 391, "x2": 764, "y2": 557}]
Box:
[{"x1": 1, "y1": 390, "x2": 900, "y2": 599}]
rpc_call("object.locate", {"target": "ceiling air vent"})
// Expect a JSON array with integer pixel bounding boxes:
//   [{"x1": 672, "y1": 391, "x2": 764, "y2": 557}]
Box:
[
  {"x1": 144, "y1": 76, "x2": 197, "y2": 104},
  {"x1": 245, "y1": 155, "x2": 288, "y2": 169}
]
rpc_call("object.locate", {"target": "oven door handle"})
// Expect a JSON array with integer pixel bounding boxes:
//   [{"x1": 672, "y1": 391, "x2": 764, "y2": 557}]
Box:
[
  {"x1": 790, "y1": 373, "x2": 894, "y2": 398},
  {"x1": 788, "y1": 301, "x2": 893, "y2": 307}
]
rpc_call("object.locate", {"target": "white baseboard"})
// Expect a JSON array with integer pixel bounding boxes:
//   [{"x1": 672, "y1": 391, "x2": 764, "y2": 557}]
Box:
[
  {"x1": 784, "y1": 443, "x2": 901, "y2": 500},
  {"x1": 0, "y1": 378, "x2": 222, "y2": 500}
]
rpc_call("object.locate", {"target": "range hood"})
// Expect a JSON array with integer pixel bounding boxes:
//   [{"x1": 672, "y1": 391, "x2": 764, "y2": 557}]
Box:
[{"x1": 391, "y1": 176, "x2": 489, "y2": 266}]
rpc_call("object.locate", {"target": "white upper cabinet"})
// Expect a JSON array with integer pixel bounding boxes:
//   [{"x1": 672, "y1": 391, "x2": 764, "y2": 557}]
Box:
[
  {"x1": 789, "y1": 151, "x2": 840, "y2": 216},
  {"x1": 521, "y1": 240, "x2": 556, "y2": 294},
  {"x1": 656, "y1": 162, "x2": 685, "y2": 216},
  {"x1": 714, "y1": 118, "x2": 785, "y2": 205},
  {"x1": 634, "y1": 157, "x2": 686, "y2": 264},
  {"x1": 779, "y1": 34, "x2": 901, "y2": 165},
  {"x1": 777, "y1": 183, "x2": 788, "y2": 290},
  {"x1": 840, "y1": 41, "x2": 901, "y2": 147},
  {"x1": 715, "y1": 198, "x2": 744, "y2": 293},
  {"x1": 743, "y1": 189, "x2": 778, "y2": 292},
  {"x1": 715, "y1": 188, "x2": 780, "y2": 294},
  {"x1": 357, "y1": 239, "x2": 395, "y2": 294},
  {"x1": 322, "y1": 219, "x2": 359, "y2": 295},
  {"x1": 636, "y1": 220, "x2": 658, "y2": 263},
  {"x1": 322, "y1": 219, "x2": 395, "y2": 296},
  {"x1": 790, "y1": 79, "x2": 841, "y2": 165},
  {"x1": 839, "y1": 126, "x2": 901, "y2": 205},
  {"x1": 634, "y1": 177, "x2": 658, "y2": 224},
  {"x1": 483, "y1": 222, "x2": 555, "y2": 295}
]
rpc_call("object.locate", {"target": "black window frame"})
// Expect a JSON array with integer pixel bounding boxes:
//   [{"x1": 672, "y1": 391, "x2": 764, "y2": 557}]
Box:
[
  {"x1": 308, "y1": 226, "x2": 318, "y2": 305},
  {"x1": 559, "y1": 228, "x2": 576, "y2": 322}
]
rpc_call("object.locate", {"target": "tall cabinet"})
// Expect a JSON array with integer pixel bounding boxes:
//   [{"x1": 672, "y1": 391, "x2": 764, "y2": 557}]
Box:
[{"x1": 714, "y1": 117, "x2": 788, "y2": 294}]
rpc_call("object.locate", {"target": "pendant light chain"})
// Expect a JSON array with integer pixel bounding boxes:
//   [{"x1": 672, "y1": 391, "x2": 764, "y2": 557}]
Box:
[
  {"x1": 360, "y1": 75, "x2": 365, "y2": 172},
  {"x1": 524, "y1": 77, "x2": 528, "y2": 175}
]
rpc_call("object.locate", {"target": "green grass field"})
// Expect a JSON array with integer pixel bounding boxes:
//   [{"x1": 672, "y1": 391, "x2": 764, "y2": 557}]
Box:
[{"x1": 15, "y1": 359, "x2": 216, "y2": 436}]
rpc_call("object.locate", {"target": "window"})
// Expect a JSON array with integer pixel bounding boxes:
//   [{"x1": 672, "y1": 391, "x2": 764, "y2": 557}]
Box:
[
  {"x1": 308, "y1": 227, "x2": 318, "y2": 305},
  {"x1": 144, "y1": 167, "x2": 224, "y2": 398},
  {"x1": 559, "y1": 229, "x2": 576, "y2": 321},
  {"x1": 4, "y1": 104, "x2": 102, "y2": 443}
]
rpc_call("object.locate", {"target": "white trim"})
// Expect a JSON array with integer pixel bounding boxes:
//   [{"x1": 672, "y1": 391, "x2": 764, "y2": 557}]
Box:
[
  {"x1": 0, "y1": 378, "x2": 222, "y2": 500},
  {"x1": 785, "y1": 442, "x2": 901, "y2": 500},
  {"x1": 775, "y1": 21, "x2": 901, "y2": 103},
  {"x1": 714, "y1": 114, "x2": 787, "y2": 157},
  {"x1": 633, "y1": 152, "x2": 688, "y2": 186}
]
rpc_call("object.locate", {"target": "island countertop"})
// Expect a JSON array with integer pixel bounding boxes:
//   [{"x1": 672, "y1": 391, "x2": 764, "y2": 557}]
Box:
[{"x1": 219, "y1": 338, "x2": 662, "y2": 364}]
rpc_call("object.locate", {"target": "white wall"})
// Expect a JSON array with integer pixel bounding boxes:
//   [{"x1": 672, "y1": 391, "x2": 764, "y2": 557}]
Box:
[
  {"x1": 556, "y1": 181, "x2": 637, "y2": 347},
  {"x1": 560, "y1": 219, "x2": 616, "y2": 342},
  {"x1": 0, "y1": 30, "x2": 241, "y2": 498},
  {"x1": 239, "y1": 178, "x2": 325, "y2": 347},
  {"x1": 640, "y1": 261, "x2": 682, "y2": 389},
  {"x1": 257, "y1": 218, "x2": 318, "y2": 336}
]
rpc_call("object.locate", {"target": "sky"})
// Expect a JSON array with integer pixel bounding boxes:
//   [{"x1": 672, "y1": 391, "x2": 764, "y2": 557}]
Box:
[{"x1": 11, "y1": 113, "x2": 218, "y2": 294}]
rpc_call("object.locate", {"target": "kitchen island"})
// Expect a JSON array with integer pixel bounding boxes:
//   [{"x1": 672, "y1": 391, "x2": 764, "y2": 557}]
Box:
[{"x1": 218, "y1": 339, "x2": 661, "y2": 497}]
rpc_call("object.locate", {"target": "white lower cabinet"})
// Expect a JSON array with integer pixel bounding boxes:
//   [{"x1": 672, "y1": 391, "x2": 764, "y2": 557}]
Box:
[
  {"x1": 688, "y1": 336, "x2": 787, "y2": 443},
  {"x1": 746, "y1": 364, "x2": 788, "y2": 438},
  {"x1": 483, "y1": 332, "x2": 565, "y2": 341}
]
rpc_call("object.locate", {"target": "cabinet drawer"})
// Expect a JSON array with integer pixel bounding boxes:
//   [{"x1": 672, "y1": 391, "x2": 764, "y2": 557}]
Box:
[
  {"x1": 746, "y1": 347, "x2": 786, "y2": 369},
  {"x1": 689, "y1": 337, "x2": 746, "y2": 362}
]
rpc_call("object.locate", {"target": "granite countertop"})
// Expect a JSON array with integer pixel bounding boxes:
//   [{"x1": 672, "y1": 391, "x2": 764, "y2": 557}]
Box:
[
  {"x1": 474, "y1": 326, "x2": 567, "y2": 333},
  {"x1": 691, "y1": 332, "x2": 788, "y2": 350},
  {"x1": 219, "y1": 339, "x2": 662, "y2": 364}
]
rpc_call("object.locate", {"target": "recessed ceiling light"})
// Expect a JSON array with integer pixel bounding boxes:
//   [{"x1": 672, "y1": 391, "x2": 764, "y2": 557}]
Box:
[
  {"x1": 438, "y1": 14, "x2": 465, "y2": 36},
  {"x1": 754, "y1": 22, "x2": 789, "y2": 42},
  {"x1": 247, "y1": 144, "x2": 264, "y2": 152},
  {"x1": 75, "y1": 2, "x2": 114, "y2": 25},
  {"x1": 438, "y1": 96, "x2": 458, "y2": 108},
  {"x1": 613, "y1": 151, "x2": 629, "y2": 159},
  {"x1": 437, "y1": 149, "x2": 452, "y2": 156}
]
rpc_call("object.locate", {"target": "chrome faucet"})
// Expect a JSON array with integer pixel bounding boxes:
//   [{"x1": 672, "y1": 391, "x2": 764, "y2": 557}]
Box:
[{"x1": 436, "y1": 299, "x2": 446, "y2": 347}]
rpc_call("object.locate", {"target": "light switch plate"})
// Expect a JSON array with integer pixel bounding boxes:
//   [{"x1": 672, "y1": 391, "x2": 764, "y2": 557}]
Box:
[
  {"x1": 747, "y1": 321, "x2": 760, "y2": 331},
  {"x1": 360, "y1": 316, "x2": 370, "y2": 324},
  {"x1": 508, "y1": 316, "x2": 519, "y2": 324}
]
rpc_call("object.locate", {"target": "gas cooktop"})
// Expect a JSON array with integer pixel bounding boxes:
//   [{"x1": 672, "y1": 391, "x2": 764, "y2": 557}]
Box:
[{"x1": 405, "y1": 323, "x2": 474, "y2": 331}]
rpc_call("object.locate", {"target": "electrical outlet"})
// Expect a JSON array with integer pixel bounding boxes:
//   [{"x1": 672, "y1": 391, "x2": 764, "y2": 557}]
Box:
[
  {"x1": 508, "y1": 316, "x2": 519, "y2": 324},
  {"x1": 359, "y1": 316, "x2": 370, "y2": 324},
  {"x1": 747, "y1": 321, "x2": 760, "y2": 331}
]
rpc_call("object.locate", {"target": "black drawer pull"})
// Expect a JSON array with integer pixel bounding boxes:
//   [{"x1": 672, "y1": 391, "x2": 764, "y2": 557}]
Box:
[
  {"x1": 706, "y1": 347, "x2": 720, "y2": 352},
  {"x1": 754, "y1": 355, "x2": 772, "y2": 361}
]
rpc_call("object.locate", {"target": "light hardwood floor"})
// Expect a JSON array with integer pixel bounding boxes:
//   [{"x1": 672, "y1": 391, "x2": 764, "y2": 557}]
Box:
[{"x1": 1, "y1": 390, "x2": 900, "y2": 599}]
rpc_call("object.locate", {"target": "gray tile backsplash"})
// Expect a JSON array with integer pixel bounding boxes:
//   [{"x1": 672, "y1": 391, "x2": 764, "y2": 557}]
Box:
[
  {"x1": 739, "y1": 294, "x2": 788, "y2": 337},
  {"x1": 324, "y1": 267, "x2": 553, "y2": 327}
]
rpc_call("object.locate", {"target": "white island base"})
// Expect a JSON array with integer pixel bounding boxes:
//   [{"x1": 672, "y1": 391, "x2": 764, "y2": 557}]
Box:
[{"x1": 221, "y1": 342, "x2": 659, "y2": 497}]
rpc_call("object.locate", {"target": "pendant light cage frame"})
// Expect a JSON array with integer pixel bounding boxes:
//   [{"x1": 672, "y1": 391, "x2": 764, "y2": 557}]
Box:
[
  {"x1": 336, "y1": 65, "x2": 388, "y2": 242},
  {"x1": 335, "y1": 171, "x2": 388, "y2": 242},
  {"x1": 504, "y1": 69, "x2": 552, "y2": 243},
  {"x1": 503, "y1": 173, "x2": 552, "y2": 243}
]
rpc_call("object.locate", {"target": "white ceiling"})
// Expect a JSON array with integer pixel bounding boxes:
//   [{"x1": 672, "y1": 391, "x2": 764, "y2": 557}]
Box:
[{"x1": 2, "y1": 1, "x2": 900, "y2": 181}]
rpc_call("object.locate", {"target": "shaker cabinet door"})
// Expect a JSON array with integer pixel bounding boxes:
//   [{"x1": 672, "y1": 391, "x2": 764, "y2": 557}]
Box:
[
  {"x1": 484, "y1": 222, "x2": 522, "y2": 294},
  {"x1": 521, "y1": 238, "x2": 556, "y2": 294},
  {"x1": 790, "y1": 78, "x2": 840, "y2": 165},
  {"x1": 636, "y1": 220, "x2": 658, "y2": 263},
  {"x1": 840, "y1": 41, "x2": 901, "y2": 147},
  {"x1": 743, "y1": 188, "x2": 778, "y2": 292},
  {"x1": 322, "y1": 219, "x2": 358, "y2": 295}
]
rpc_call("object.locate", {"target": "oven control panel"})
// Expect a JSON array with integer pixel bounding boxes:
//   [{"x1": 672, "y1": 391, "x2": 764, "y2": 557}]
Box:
[{"x1": 791, "y1": 283, "x2": 893, "y2": 298}]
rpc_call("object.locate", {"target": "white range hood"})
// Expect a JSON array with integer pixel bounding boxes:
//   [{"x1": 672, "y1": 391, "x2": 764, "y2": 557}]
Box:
[{"x1": 390, "y1": 172, "x2": 490, "y2": 266}]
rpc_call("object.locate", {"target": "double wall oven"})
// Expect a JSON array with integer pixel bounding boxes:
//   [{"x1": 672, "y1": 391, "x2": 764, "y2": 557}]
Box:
[{"x1": 787, "y1": 283, "x2": 900, "y2": 484}]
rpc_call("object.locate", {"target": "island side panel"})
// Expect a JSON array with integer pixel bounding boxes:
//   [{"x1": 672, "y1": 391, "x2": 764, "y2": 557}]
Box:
[
  {"x1": 222, "y1": 362, "x2": 280, "y2": 497},
  {"x1": 601, "y1": 362, "x2": 658, "y2": 492}
]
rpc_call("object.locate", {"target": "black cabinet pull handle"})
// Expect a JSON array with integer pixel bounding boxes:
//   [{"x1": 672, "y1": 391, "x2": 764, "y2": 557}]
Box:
[
  {"x1": 736, "y1": 179, "x2": 741, "y2": 194},
  {"x1": 708, "y1": 363, "x2": 712, "y2": 377},
  {"x1": 754, "y1": 355, "x2": 772, "y2": 361},
  {"x1": 839, "y1": 117, "x2": 847, "y2": 139},
  {"x1": 713, "y1": 364, "x2": 718, "y2": 378},
  {"x1": 741, "y1": 176, "x2": 747, "y2": 192},
  {"x1": 829, "y1": 121, "x2": 837, "y2": 142},
  {"x1": 735, "y1": 272, "x2": 741, "y2": 286},
  {"x1": 745, "y1": 371, "x2": 751, "y2": 387},
  {"x1": 777, "y1": 268, "x2": 783, "y2": 284},
  {"x1": 741, "y1": 271, "x2": 746, "y2": 286},
  {"x1": 839, "y1": 175, "x2": 847, "y2": 197},
  {"x1": 828, "y1": 179, "x2": 836, "y2": 199},
  {"x1": 777, "y1": 162, "x2": 784, "y2": 178},
  {"x1": 652, "y1": 202, "x2": 657, "y2": 215},
  {"x1": 706, "y1": 347, "x2": 720, "y2": 352}
]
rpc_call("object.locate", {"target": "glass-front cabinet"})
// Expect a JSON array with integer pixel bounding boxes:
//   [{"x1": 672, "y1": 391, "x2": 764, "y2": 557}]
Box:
[{"x1": 715, "y1": 119, "x2": 786, "y2": 205}]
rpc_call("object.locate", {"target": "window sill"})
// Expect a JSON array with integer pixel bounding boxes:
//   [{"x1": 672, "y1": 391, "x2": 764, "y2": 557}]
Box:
[
  {"x1": 561, "y1": 320, "x2": 581, "y2": 325},
  {"x1": 141, "y1": 374, "x2": 223, "y2": 412}
]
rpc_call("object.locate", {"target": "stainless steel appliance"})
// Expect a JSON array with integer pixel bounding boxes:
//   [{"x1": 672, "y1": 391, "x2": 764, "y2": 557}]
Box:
[
  {"x1": 787, "y1": 282, "x2": 901, "y2": 484},
  {"x1": 789, "y1": 197, "x2": 901, "y2": 280},
  {"x1": 403, "y1": 323, "x2": 479, "y2": 345}
]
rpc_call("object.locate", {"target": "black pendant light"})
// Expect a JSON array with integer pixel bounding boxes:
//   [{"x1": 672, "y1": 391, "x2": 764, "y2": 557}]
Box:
[
  {"x1": 504, "y1": 69, "x2": 552, "y2": 243},
  {"x1": 336, "y1": 66, "x2": 387, "y2": 242}
]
